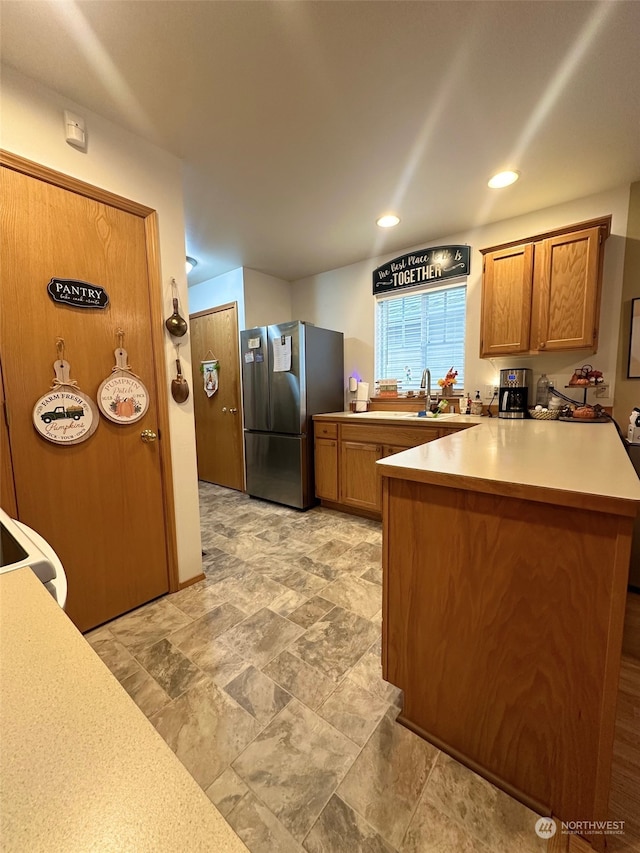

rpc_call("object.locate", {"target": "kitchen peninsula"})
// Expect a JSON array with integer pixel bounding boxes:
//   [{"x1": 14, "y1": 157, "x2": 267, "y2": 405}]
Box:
[{"x1": 377, "y1": 417, "x2": 640, "y2": 850}]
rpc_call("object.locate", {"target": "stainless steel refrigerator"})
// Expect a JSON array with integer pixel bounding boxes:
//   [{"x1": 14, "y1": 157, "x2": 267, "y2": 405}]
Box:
[{"x1": 241, "y1": 321, "x2": 344, "y2": 509}]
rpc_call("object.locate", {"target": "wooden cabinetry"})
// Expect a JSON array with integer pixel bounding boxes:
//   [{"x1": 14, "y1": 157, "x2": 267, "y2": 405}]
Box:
[
  {"x1": 314, "y1": 438, "x2": 338, "y2": 501},
  {"x1": 314, "y1": 418, "x2": 449, "y2": 518},
  {"x1": 340, "y1": 441, "x2": 383, "y2": 511},
  {"x1": 480, "y1": 217, "x2": 610, "y2": 358}
]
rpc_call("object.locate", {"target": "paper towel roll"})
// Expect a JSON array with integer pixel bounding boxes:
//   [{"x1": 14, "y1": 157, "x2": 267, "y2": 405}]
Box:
[{"x1": 355, "y1": 382, "x2": 369, "y2": 411}]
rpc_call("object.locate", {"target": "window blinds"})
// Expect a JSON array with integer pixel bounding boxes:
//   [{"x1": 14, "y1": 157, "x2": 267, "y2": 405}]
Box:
[{"x1": 375, "y1": 284, "x2": 466, "y2": 391}]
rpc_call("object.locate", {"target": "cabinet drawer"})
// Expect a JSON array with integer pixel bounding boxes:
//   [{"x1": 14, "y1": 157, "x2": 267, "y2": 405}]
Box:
[
  {"x1": 341, "y1": 423, "x2": 439, "y2": 446},
  {"x1": 315, "y1": 422, "x2": 338, "y2": 439}
]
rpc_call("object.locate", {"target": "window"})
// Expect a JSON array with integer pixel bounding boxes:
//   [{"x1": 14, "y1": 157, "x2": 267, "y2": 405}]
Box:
[{"x1": 375, "y1": 283, "x2": 466, "y2": 392}]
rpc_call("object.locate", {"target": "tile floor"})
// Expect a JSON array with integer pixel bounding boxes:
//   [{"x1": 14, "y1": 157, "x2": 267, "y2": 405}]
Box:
[{"x1": 87, "y1": 483, "x2": 562, "y2": 852}]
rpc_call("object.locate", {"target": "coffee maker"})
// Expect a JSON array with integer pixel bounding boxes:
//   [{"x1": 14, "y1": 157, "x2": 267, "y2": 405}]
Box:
[{"x1": 498, "y1": 368, "x2": 532, "y2": 419}]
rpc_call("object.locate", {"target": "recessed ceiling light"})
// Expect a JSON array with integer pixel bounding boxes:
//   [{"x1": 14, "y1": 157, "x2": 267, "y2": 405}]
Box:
[
  {"x1": 185, "y1": 256, "x2": 197, "y2": 274},
  {"x1": 376, "y1": 214, "x2": 400, "y2": 228},
  {"x1": 488, "y1": 170, "x2": 520, "y2": 189}
]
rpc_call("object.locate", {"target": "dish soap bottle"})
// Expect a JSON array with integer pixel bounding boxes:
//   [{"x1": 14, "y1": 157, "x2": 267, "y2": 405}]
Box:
[{"x1": 536, "y1": 374, "x2": 550, "y2": 408}]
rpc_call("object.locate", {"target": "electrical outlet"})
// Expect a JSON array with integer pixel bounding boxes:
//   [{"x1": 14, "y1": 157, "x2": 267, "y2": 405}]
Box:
[
  {"x1": 594, "y1": 383, "x2": 610, "y2": 400},
  {"x1": 484, "y1": 384, "x2": 498, "y2": 399}
]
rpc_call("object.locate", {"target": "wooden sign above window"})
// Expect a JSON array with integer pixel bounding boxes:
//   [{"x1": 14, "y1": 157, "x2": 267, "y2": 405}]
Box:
[
  {"x1": 372, "y1": 245, "x2": 470, "y2": 295},
  {"x1": 47, "y1": 278, "x2": 110, "y2": 309}
]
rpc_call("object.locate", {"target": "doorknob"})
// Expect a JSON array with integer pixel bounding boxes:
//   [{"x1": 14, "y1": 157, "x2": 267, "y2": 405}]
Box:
[
  {"x1": 140, "y1": 429, "x2": 157, "y2": 443},
  {"x1": 230, "y1": 407, "x2": 238, "y2": 414}
]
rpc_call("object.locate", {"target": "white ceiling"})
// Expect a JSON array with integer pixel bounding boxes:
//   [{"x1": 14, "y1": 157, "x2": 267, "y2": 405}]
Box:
[{"x1": 2, "y1": 1, "x2": 640, "y2": 286}]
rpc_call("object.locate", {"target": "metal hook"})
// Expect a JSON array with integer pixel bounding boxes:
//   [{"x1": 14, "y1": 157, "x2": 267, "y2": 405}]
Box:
[
  {"x1": 116, "y1": 328, "x2": 125, "y2": 348},
  {"x1": 56, "y1": 338, "x2": 65, "y2": 360}
]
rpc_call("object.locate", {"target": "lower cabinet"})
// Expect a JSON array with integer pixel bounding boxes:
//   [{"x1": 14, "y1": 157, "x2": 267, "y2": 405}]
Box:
[
  {"x1": 339, "y1": 441, "x2": 384, "y2": 512},
  {"x1": 314, "y1": 419, "x2": 455, "y2": 518},
  {"x1": 314, "y1": 438, "x2": 338, "y2": 501}
]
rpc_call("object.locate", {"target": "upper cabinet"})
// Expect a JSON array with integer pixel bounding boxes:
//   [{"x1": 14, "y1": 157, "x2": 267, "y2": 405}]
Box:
[{"x1": 479, "y1": 217, "x2": 610, "y2": 358}]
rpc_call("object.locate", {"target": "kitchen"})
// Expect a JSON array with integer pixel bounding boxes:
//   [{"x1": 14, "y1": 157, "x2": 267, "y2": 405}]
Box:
[{"x1": 2, "y1": 2, "x2": 640, "y2": 852}]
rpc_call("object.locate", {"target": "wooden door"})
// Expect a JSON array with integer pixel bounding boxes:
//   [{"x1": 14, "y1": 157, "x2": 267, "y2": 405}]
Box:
[
  {"x1": 314, "y1": 438, "x2": 338, "y2": 501},
  {"x1": 1, "y1": 156, "x2": 175, "y2": 632},
  {"x1": 190, "y1": 304, "x2": 244, "y2": 490},
  {"x1": 339, "y1": 441, "x2": 383, "y2": 511},
  {"x1": 479, "y1": 243, "x2": 534, "y2": 357},
  {"x1": 530, "y1": 226, "x2": 602, "y2": 353}
]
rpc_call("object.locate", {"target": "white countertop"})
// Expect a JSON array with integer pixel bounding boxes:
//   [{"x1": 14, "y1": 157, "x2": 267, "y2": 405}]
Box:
[
  {"x1": 376, "y1": 417, "x2": 640, "y2": 516},
  {"x1": 0, "y1": 568, "x2": 248, "y2": 853}
]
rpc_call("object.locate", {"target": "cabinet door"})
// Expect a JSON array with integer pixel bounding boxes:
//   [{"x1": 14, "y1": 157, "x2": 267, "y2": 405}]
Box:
[
  {"x1": 480, "y1": 243, "x2": 534, "y2": 357},
  {"x1": 315, "y1": 438, "x2": 338, "y2": 501},
  {"x1": 340, "y1": 441, "x2": 383, "y2": 511},
  {"x1": 530, "y1": 226, "x2": 602, "y2": 353}
]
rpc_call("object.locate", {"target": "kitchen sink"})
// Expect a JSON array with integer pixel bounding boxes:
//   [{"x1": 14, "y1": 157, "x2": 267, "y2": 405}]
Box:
[{"x1": 348, "y1": 410, "x2": 459, "y2": 420}]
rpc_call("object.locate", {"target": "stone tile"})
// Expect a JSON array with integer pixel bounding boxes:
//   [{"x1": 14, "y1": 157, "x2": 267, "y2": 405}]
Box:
[
  {"x1": 224, "y1": 665, "x2": 292, "y2": 725},
  {"x1": 226, "y1": 792, "x2": 305, "y2": 853},
  {"x1": 188, "y1": 641, "x2": 249, "y2": 687},
  {"x1": 214, "y1": 571, "x2": 292, "y2": 614},
  {"x1": 291, "y1": 555, "x2": 342, "y2": 582},
  {"x1": 136, "y1": 638, "x2": 208, "y2": 699},
  {"x1": 287, "y1": 596, "x2": 335, "y2": 629},
  {"x1": 267, "y1": 586, "x2": 308, "y2": 617},
  {"x1": 168, "y1": 578, "x2": 243, "y2": 620},
  {"x1": 331, "y1": 542, "x2": 383, "y2": 574},
  {"x1": 263, "y1": 650, "x2": 336, "y2": 710},
  {"x1": 233, "y1": 699, "x2": 359, "y2": 842},
  {"x1": 321, "y1": 574, "x2": 382, "y2": 619},
  {"x1": 307, "y1": 538, "x2": 354, "y2": 564},
  {"x1": 119, "y1": 667, "x2": 171, "y2": 718},
  {"x1": 207, "y1": 532, "x2": 266, "y2": 561},
  {"x1": 258, "y1": 563, "x2": 328, "y2": 596},
  {"x1": 349, "y1": 640, "x2": 402, "y2": 705},
  {"x1": 401, "y1": 797, "x2": 490, "y2": 853},
  {"x1": 108, "y1": 598, "x2": 192, "y2": 654},
  {"x1": 288, "y1": 606, "x2": 379, "y2": 682},
  {"x1": 205, "y1": 767, "x2": 250, "y2": 817},
  {"x1": 304, "y1": 794, "x2": 395, "y2": 853},
  {"x1": 317, "y1": 678, "x2": 389, "y2": 746},
  {"x1": 362, "y1": 565, "x2": 382, "y2": 585},
  {"x1": 168, "y1": 602, "x2": 246, "y2": 656},
  {"x1": 422, "y1": 753, "x2": 546, "y2": 853},
  {"x1": 202, "y1": 550, "x2": 247, "y2": 582},
  {"x1": 218, "y1": 607, "x2": 305, "y2": 668},
  {"x1": 85, "y1": 627, "x2": 140, "y2": 682},
  {"x1": 338, "y1": 713, "x2": 438, "y2": 848},
  {"x1": 151, "y1": 679, "x2": 261, "y2": 789}
]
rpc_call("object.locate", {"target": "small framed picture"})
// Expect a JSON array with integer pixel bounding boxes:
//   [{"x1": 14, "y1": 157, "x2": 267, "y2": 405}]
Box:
[{"x1": 629, "y1": 298, "x2": 640, "y2": 378}]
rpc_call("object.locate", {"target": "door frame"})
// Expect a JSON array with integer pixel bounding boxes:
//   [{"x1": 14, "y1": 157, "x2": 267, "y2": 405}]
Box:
[
  {"x1": 0, "y1": 150, "x2": 180, "y2": 592},
  {"x1": 190, "y1": 301, "x2": 245, "y2": 491}
]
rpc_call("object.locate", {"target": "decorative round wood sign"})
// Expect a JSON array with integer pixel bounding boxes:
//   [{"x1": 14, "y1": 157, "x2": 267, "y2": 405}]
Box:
[
  {"x1": 32, "y1": 360, "x2": 99, "y2": 446},
  {"x1": 97, "y1": 347, "x2": 149, "y2": 424}
]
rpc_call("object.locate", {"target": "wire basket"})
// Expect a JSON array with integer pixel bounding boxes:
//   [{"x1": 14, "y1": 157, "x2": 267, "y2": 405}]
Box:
[{"x1": 528, "y1": 409, "x2": 560, "y2": 420}]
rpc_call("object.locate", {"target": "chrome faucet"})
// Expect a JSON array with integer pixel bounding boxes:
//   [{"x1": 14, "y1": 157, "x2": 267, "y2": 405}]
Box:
[{"x1": 420, "y1": 368, "x2": 431, "y2": 414}]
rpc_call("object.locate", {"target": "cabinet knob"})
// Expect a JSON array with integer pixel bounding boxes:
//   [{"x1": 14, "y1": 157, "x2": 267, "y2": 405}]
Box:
[
  {"x1": 539, "y1": 342, "x2": 546, "y2": 349},
  {"x1": 222, "y1": 407, "x2": 227, "y2": 413},
  {"x1": 230, "y1": 407, "x2": 238, "y2": 414}
]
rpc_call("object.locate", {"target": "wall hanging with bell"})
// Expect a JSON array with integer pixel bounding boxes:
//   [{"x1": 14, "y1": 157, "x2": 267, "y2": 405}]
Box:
[
  {"x1": 97, "y1": 330, "x2": 150, "y2": 424},
  {"x1": 32, "y1": 339, "x2": 99, "y2": 445}
]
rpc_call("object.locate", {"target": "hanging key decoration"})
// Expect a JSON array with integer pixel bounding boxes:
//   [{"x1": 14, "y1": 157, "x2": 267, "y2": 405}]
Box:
[
  {"x1": 32, "y1": 339, "x2": 99, "y2": 445},
  {"x1": 97, "y1": 330, "x2": 150, "y2": 424}
]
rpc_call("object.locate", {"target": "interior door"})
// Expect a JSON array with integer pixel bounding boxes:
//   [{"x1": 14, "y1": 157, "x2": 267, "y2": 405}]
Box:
[
  {"x1": 190, "y1": 304, "x2": 244, "y2": 490},
  {"x1": 1, "y1": 159, "x2": 173, "y2": 632}
]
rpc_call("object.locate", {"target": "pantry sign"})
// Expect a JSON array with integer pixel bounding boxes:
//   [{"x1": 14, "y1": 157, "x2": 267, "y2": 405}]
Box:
[{"x1": 373, "y1": 245, "x2": 470, "y2": 295}]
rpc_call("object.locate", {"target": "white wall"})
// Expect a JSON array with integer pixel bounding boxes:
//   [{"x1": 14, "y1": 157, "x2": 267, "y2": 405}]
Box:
[
  {"x1": 188, "y1": 268, "x2": 245, "y2": 327},
  {"x1": 243, "y1": 269, "x2": 292, "y2": 330},
  {"x1": 1, "y1": 66, "x2": 202, "y2": 583},
  {"x1": 292, "y1": 186, "x2": 631, "y2": 407}
]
